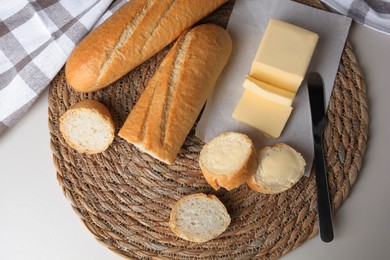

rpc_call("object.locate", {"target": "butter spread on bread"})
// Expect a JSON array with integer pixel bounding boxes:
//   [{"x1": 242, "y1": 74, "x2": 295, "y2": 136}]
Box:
[
  {"x1": 65, "y1": 0, "x2": 228, "y2": 92},
  {"x1": 118, "y1": 24, "x2": 232, "y2": 164},
  {"x1": 247, "y1": 143, "x2": 306, "y2": 194},
  {"x1": 199, "y1": 132, "x2": 257, "y2": 190}
]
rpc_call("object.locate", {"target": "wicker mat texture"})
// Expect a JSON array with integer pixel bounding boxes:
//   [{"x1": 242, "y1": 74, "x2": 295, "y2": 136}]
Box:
[{"x1": 48, "y1": 0, "x2": 369, "y2": 259}]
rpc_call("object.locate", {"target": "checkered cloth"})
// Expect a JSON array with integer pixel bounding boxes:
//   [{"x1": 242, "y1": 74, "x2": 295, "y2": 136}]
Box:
[
  {"x1": 0, "y1": 0, "x2": 127, "y2": 136},
  {"x1": 321, "y1": 0, "x2": 390, "y2": 34}
]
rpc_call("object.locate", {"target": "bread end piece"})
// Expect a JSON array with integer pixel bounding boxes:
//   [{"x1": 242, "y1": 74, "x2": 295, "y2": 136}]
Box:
[
  {"x1": 247, "y1": 143, "x2": 306, "y2": 194},
  {"x1": 199, "y1": 132, "x2": 257, "y2": 190},
  {"x1": 59, "y1": 100, "x2": 115, "y2": 154},
  {"x1": 169, "y1": 193, "x2": 231, "y2": 243}
]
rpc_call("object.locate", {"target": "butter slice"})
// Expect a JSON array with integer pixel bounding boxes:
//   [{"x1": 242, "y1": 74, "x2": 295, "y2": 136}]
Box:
[
  {"x1": 243, "y1": 76, "x2": 295, "y2": 106},
  {"x1": 232, "y1": 90, "x2": 292, "y2": 138},
  {"x1": 250, "y1": 19, "x2": 319, "y2": 93}
]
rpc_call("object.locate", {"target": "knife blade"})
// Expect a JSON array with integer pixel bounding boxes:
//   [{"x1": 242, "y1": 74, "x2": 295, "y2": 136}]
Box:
[{"x1": 307, "y1": 72, "x2": 334, "y2": 242}]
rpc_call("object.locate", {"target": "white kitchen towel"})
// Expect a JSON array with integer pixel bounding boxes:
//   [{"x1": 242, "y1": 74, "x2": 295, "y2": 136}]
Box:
[
  {"x1": 321, "y1": 0, "x2": 390, "y2": 34},
  {"x1": 0, "y1": 0, "x2": 127, "y2": 136}
]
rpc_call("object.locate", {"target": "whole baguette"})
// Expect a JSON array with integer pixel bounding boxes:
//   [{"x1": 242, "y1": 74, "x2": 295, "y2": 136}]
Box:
[
  {"x1": 65, "y1": 0, "x2": 228, "y2": 92},
  {"x1": 118, "y1": 24, "x2": 232, "y2": 164}
]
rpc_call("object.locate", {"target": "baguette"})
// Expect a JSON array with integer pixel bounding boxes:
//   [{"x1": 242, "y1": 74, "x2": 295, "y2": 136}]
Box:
[
  {"x1": 59, "y1": 100, "x2": 115, "y2": 154},
  {"x1": 65, "y1": 0, "x2": 228, "y2": 92},
  {"x1": 118, "y1": 24, "x2": 232, "y2": 164},
  {"x1": 169, "y1": 193, "x2": 231, "y2": 243},
  {"x1": 199, "y1": 132, "x2": 257, "y2": 190},
  {"x1": 247, "y1": 143, "x2": 306, "y2": 194}
]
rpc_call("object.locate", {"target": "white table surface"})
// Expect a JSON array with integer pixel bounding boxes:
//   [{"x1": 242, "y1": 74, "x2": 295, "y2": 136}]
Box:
[{"x1": 1, "y1": 22, "x2": 389, "y2": 260}]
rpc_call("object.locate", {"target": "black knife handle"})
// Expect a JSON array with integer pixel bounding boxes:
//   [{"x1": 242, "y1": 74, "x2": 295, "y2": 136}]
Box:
[{"x1": 314, "y1": 141, "x2": 334, "y2": 242}]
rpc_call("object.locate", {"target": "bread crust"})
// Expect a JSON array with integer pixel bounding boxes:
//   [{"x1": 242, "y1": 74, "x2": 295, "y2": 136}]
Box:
[
  {"x1": 199, "y1": 132, "x2": 257, "y2": 190},
  {"x1": 59, "y1": 100, "x2": 115, "y2": 154},
  {"x1": 65, "y1": 0, "x2": 228, "y2": 92},
  {"x1": 168, "y1": 193, "x2": 230, "y2": 243},
  {"x1": 118, "y1": 24, "x2": 232, "y2": 164},
  {"x1": 247, "y1": 143, "x2": 305, "y2": 194}
]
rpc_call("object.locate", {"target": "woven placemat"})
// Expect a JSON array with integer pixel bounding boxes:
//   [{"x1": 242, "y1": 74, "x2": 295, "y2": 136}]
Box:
[{"x1": 48, "y1": 0, "x2": 369, "y2": 259}]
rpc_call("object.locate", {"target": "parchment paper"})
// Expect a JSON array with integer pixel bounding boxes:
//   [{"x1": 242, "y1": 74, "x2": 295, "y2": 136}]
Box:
[{"x1": 196, "y1": 0, "x2": 352, "y2": 176}]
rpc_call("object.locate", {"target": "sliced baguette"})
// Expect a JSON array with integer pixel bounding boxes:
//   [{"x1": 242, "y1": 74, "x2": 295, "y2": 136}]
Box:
[
  {"x1": 118, "y1": 24, "x2": 232, "y2": 164},
  {"x1": 169, "y1": 193, "x2": 231, "y2": 243},
  {"x1": 59, "y1": 100, "x2": 115, "y2": 154},
  {"x1": 65, "y1": 0, "x2": 228, "y2": 92},
  {"x1": 199, "y1": 132, "x2": 257, "y2": 190},
  {"x1": 247, "y1": 143, "x2": 306, "y2": 194}
]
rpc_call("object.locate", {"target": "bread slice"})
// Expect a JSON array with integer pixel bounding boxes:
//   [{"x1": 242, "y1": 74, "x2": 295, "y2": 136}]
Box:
[
  {"x1": 247, "y1": 143, "x2": 306, "y2": 194},
  {"x1": 199, "y1": 132, "x2": 257, "y2": 190},
  {"x1": 59, "y1": 100, "x2": 115, "y2": 154},
  {"x1": 169, "y1": 193, "x2": 231, "y2": 243}
]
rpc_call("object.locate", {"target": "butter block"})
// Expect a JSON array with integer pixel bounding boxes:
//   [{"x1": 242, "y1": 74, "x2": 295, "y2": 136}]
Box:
[
  {"x1": 243, "y1": 76, "x2": 295, "y2": 106},
  {"x1": 250, "y1": 19, "x2": 319, "y2": 93},
  {"x1": 232, "y1": 90, "x2": 292, "y2": 138}
]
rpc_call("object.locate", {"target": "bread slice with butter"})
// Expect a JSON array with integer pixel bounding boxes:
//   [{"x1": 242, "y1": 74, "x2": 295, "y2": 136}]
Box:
[
  {"x1": 59, "y1": 100, "x2": 115, "y2": 154},
  {"x1": 199, "y1": 132, "x2": 257, "y2": 190},
  {"x1": 247, "y1": 143, "x2": 306, "y2": 194},
  {"x1": 169, "y1": 193, "x2": 231, "y2": 243}
]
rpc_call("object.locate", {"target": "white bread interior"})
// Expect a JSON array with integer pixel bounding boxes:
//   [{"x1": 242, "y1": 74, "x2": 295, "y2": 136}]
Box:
[
  {"x1": 247, "y1": 143, "x2": 306, "y2": 194},
  {"x1": 169, "y1": 193, "x2": 231, "y2": 243},
  {"x1": 199, "y1": 132, "x2": 257, "y2": 190},
  {"x1": 59, "y1": 100, "x2": 115, "y2": 154}
]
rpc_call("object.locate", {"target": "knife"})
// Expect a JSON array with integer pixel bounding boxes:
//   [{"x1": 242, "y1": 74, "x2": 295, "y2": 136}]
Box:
[{"x1": 307, "y1": 72, "x2": 334, "y2": 242}]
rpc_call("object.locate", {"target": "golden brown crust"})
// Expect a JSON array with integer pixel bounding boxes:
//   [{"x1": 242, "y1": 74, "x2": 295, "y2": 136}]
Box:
[
  {"x1": 64, "y1": 99, "x2": 114, "y2": 122},
  {"x1": 59, "y1": 100, "x2": 115, "y2": 154},
  {"x1": 199, "y1": 133, "x2": 257, "y2": 190},
  {"x1": 247, "y1": 174, "x2": 282, "y2": 194},
  {"x1": 118, "y1": 24, "x2": 232, "y2": 164},
  {"x1": 65, "y1": 0, "x2": 228, "y2": 92}
]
